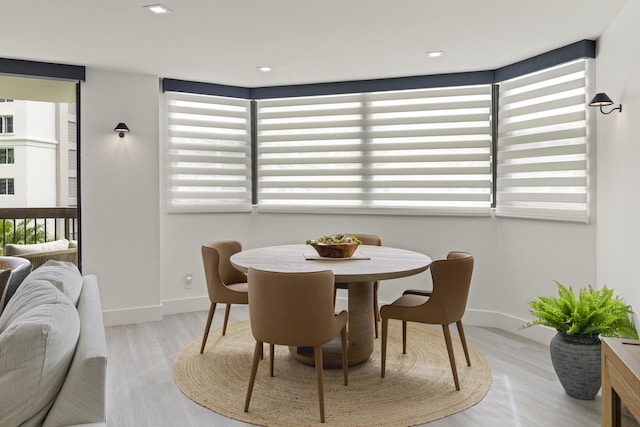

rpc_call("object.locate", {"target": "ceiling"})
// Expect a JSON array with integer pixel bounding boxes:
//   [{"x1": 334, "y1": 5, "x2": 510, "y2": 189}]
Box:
[{"x1": 2, "y1": 0, "x2": 629, "y2": 88}]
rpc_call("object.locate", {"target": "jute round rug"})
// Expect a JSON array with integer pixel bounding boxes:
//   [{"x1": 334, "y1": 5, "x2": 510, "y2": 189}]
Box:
[{"x1": 174, "y1": 320, "x2": 492, "y2": 426}]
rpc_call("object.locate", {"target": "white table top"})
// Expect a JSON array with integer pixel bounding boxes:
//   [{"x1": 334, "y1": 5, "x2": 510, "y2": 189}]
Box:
[{"x1": 230, "y1": 244, "x2": 431, "y2": 283}]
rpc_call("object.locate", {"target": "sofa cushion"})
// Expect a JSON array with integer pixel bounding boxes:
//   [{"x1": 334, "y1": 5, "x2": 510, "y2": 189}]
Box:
[
  {"x1": 0, "y1": 279, "x2": 80, "y2": 427},
  {"x1": 4, "y1": 238, "x2": 70, "y2": 256},
  {"x1": 43, "y1": 275, "x2": 107, "y2": 427},
  {"x1": 0, "y1": 269, "x2": 12, "y2": 313},
  {"x1": 22, "y1": 260, "x2": 83, "y2": 305}
]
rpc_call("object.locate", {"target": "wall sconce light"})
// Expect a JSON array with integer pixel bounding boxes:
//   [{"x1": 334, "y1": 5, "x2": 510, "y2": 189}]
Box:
[
  {"x1": 588, "y1": 93, "x2": 622, "y2": 115},
  {"x1": 114, "y1": 122, "x2": 131, "y2": 138}
]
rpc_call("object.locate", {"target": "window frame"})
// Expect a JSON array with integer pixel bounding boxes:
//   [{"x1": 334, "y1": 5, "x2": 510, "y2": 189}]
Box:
[
  {"x1": 255, "y1": 85, "x2": 493, "y2": 216},
  {"x1": 494, "y1": 59, "x2": 594, "y2": 223},
  {"x1": 160, "y1": 40, "x2": 596, "y2": 220},
  {"x1": 0, "y1": 57, "x2": 84, "y2": 267},
  {"x1": 0, "y1": 178, "x2": 14, "y2": 195},
  {"x1": 0, "y1": 147, "x2": 14, "y2": 164},
  {"x1": 0, "y1": 116, "x2": 14, "y2": 134},
  {"x1": 163, "y1": 91, "x2": 253, "y2": 213}
]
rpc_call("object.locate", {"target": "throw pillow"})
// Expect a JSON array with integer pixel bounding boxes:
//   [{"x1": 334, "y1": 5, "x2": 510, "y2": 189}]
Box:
[
  {"x1": 0, "y1": 280, "x2": 80, "y2": 427},
  {"x1": 0, "y1": 269, "x2": 12, "y2": 314},
  {"x1": 21, "y1": 260, "x2": 83, "y2": 306},
  {"x1": 1, "y1": 261, "x2": 33, "y2": 313}
]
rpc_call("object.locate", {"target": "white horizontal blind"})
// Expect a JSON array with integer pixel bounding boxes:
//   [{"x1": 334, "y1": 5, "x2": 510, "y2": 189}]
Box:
[
  {"x1": 165, "y1": 92, "x2": 251, "y2": 212},
  {"x1": 496, "y1": 59, "x2": 592, "y2": 222},
  {"x1": 256, "y1": 86, "x2": 492, "y2": 215}
]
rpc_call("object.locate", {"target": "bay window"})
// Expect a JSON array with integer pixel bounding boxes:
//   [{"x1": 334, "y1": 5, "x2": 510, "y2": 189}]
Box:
[{"x1": 162, "y1": 42, "x2": 594, "y2": 223}]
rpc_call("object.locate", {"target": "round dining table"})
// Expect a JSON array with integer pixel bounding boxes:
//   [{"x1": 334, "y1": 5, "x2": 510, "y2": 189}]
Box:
[{"x1": 230, "y1": 244, "x2": 431, "y2": 367}]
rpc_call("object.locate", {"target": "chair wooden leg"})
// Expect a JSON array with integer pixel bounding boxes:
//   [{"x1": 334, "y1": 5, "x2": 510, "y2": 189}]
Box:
[
  {"x1": 270, "y1": 344, "x2": 275, "y2": 377},
  {"x1": 199, "y1": 303, "x2": 216, "y2": 354},
  {"x1": 314, "y1": 346, "x2": 325, "y2": 423},
  {"x1": 340, "y1": 326, "x2": 348, "y2": 386},
  {"x1": 373, "y1": 282, "x2": 379, "y2": 338},
  {"x1": 442, "y1": 324, "x2": 460, "y2": 391},
  {"x1": 402, "y1": 320, "x2": 407, "y2": 354},
  {"x1": 222, "y1": 303, "x2": 232, "y2": 335},
  {"x1": 333, "y1": 286, "x2": 337, "y2": 309},
  {"x1": 456, "y1": 320, "x2": 471, "y2": 367},
  {"x1": 374, "y1": 282, "x2": 380, "y2": 321},
  {"x1": 381, "y1": 316, "x2": 388, "y2": 378},
  {"x1": 244, "y1": 340, "x2": 263, "y2": 413}
]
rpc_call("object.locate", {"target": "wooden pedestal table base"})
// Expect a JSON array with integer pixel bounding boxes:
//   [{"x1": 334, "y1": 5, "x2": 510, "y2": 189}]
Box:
[{"x1": 290, "y1": 281, "x2": 374, "y2": 367}]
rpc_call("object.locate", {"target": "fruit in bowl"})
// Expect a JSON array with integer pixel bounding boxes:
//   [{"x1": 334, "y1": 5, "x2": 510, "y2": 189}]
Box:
[{"x1": 306, "y1": 234, "x2": 362, "y2": 258}]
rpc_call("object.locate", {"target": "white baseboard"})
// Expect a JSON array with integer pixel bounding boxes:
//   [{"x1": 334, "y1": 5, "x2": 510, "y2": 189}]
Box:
[
  {"x1": 102, "y1": 304, "x2": 164, "y2": 327},
  {"x1": 462, "y1": 308, "x2": 555, "y2": 345},
  {"x1": 336, "y1": 295, "x2": 555, "y2": 346},
  {"x1": 162, "y1": 295, "x2": 211, "y2": 315},
  {"x1": 103, "y1": 296, "x2": 556, "y2": 346}
]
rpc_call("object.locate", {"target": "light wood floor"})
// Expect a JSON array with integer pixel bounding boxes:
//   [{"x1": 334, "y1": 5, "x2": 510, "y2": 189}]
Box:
[{"x1": 105, "y1": 306, "x2": 616, "y2": 427}]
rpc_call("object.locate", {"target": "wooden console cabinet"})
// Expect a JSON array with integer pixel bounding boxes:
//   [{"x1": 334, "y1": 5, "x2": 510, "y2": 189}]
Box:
[{"x1": 601, "y1": 337, "x2": 640, "y2": 427}]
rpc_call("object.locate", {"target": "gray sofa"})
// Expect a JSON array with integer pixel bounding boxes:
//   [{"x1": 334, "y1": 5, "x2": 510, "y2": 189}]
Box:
[{"x1": 0, "y1": 259, "x2": 107, "y2": 426}]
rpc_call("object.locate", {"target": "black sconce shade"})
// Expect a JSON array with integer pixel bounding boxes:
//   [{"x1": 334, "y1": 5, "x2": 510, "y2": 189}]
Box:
[
  {"x1": 589, "y1": 93, "x2": 622, "y2": 114},
  {"x1": 114, "y1": 122, "x2": 131, "y2": 137}
]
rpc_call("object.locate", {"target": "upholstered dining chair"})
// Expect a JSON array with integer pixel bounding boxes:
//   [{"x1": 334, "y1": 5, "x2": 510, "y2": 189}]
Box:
[
  {"x1": 335, "y1": 233, "x2": 382, "y2": 337},
  {"x1": 244, "y1": 267, "x2": 348, "y2": 423},
  {"x1": 200, "y1": 241, "x2": 248, "y2": 354},
  {"x1": 380, "y1": 251, "x2": 474, "y2": 391}
]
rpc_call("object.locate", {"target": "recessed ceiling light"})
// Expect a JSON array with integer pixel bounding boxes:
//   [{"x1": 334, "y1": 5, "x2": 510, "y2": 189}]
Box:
[
  {"x1": 144, "y1": 4, "x2": 172, "y2": 14},
  {"x1": 426, "y1": 51, "x2": 444, "y2": 58},
  {"x1": 257, "y1": 66, "x2": 272, "y2": 72}
]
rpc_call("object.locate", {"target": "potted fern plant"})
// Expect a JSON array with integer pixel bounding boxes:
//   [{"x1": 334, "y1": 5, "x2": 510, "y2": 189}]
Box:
[{"x1": 523, "y1": 282, "x2": 637, "y2": 400}]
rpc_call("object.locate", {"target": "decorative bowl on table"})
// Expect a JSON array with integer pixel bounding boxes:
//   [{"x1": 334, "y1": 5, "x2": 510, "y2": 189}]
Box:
[{"x1": 306, "y1": 235, "x2": 362, "y2": 258}]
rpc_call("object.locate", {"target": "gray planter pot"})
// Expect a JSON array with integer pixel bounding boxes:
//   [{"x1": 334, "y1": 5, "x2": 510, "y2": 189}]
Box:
[{"x1": 549, "y1": 331, "x2": 601, "y2": 400}]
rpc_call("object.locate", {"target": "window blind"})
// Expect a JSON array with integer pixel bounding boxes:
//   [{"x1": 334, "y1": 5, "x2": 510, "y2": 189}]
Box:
[
  {"x1": 496, "y1": 59, "x2": 592, "y2": 222},
  {"x1": 256, "y1": 85, "x2": 492, "y2": 215},
  {"x1": 165, "y1": 92, "x2": 251, "y2": 212},
  {"x1": 0, "y1": 75, "x2": 77, "y2": 103}
]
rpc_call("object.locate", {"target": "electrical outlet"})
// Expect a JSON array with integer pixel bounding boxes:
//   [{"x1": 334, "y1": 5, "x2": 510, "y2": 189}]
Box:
[{"x1": 184, "y1": 273, "x2": 193, "y2": 289}]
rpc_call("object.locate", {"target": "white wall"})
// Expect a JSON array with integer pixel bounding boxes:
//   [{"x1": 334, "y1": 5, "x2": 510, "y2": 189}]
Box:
[
  {"x1": 79, "y1": 64, "x2": 601, "y2": 345},
  {"x1": 158, "y1": 210, "x2": 594, "y2": 344},
  {"x1": 596, "y1": 0, "x2": 640, "y2": 318},
  {"x1": 80, "y1": 69, "x2": 161, "y2": 324}
]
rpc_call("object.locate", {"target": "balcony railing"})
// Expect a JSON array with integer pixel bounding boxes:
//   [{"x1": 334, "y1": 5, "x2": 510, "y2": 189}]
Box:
[{"x1": 0, "y1": 207, "x2": 78, "y2": 252}]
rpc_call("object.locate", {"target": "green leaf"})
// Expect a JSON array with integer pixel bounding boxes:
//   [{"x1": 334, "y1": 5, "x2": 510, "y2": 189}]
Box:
[{"x1": 521, "y1": 282, "x2": 638, "y2": 339}]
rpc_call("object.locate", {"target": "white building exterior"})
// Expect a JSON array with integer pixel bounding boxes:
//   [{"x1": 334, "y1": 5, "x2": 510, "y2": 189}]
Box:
[{"x1": 0, "y1": 99, "x2": 76, "y2": 208}]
